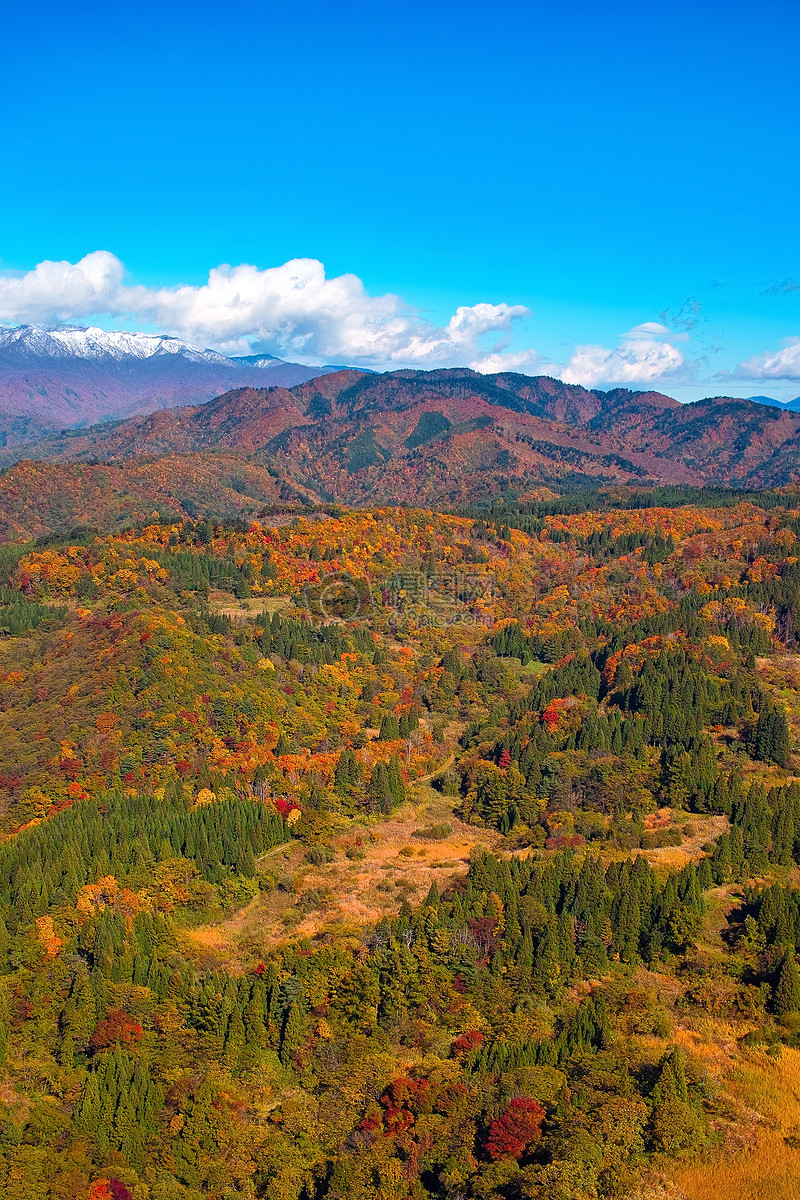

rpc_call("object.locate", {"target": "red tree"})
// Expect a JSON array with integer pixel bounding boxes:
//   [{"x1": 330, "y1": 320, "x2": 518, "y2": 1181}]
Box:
[
  {"x1": 89, "y1": 1181, "x2": 133, "y2": 1200},
  {"x1": 452, "y1": 1030, "x2": 485, "y2": 1055},
  {"x1": 486, "y1": 1097, "x2": 545, "y2": 1160},
  {"x1": 89, "y1": 1009, "x2": 143, "y2": 1052}
]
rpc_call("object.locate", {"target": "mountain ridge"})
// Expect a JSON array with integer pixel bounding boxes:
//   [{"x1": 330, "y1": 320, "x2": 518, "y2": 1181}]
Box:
[
  {"x1": 3, "y1": 368, "x2": 799, "y2": 518},
  {"x1": 0, "y1": 323, "x2": 232, "y2": 364},
  {"x1": 746, "y1": 393, "x2": 800, "y2": 411},
  {"x1": 0, "y1": 323, "x2": 339, "y2": 428}
]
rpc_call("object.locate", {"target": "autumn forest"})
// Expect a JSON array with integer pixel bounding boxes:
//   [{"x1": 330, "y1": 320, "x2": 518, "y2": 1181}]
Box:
[{"x1": 4, "y1": 482, "x2": 800, "y2": 1200}]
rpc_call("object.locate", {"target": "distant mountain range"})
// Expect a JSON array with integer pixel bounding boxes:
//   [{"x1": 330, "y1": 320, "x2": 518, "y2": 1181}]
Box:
[
  {"x1": 0, "y1": 324, "x2": 338, "y2": 436},
  {"x1": 746, "y1": 394, "x2": 800, "y2": 412},
  {"x1": 1, "y1": 367, "x2": 799, "y2": 537},
  {"x1": 0, "y1": 326, "x2": 799, "y2": 537}
]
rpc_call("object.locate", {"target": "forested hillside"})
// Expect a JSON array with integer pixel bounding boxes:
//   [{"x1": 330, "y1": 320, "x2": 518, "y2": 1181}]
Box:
[
  {"x1": 4, "y1": 492, "x2": 800, "y2": 1197},
  {"x1": 4, "y1": 369, "x2": 800, "y2": 507}
]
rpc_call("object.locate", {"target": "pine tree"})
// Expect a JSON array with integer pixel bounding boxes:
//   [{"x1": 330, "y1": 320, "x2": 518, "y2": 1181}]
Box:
[
  {"x1": 697, "y1": 856, "x2": 713, "y2": 890},
  {"x1": 334, "y1": 748, "x2": 357, "y2": 791},
  {"x1": 74, "y1": 1071, "x2": 101, "y2": 1135},
  {"x1": 63, "y1": 970, "x2": 98, "y2": 1049},
  {"x1": 280, "y1": 1002, "x2": 305, "y2": 1066},
  {"x1": 652, "y1": 1047, "x2": 688, "y2": 1105},
  {"x1": 386, "y1": 756, "x2": 406, "y2": 806},
  {"x1": 225, "y1": 1007, "x2": 246, "y2": 1064},
  {"x1": 755, "y1": 705, "x2": 791, "y2": 767},
  {"x1": 236, "y1": 845, "x2": 255, "y2": 876},
  {"x1": 59, "y1": 1032, "x2": 75, "y2": 1068},
  {"x1": 532, "y1": 921, "x2": 560, "y2": 995},
  {"x1": 0, "y1": 984, "x2": 8, "y2": 1066},
  {"x1": 772, "y1": 798, "x2": 795, "y2": 867},
  {"x1": 379, "y1": 713, "x2": 400, "y2": 741},
  {"x1": 243, "y1": 982, "x2": 268, "y2": 1050},
  {"x1": 649, "y1": 1046, "x2": 707, "y2": 1154},
  {"x1": 775, "y1": 951, "x2": 800, "y2": 1015},
  {"x1": 367, "y1": 763, "x2": 392, "y2": 814}
]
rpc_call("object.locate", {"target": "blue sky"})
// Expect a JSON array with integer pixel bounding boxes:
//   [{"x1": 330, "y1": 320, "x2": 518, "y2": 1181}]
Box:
[{"x1": 1, "y1": 0, "x2": 798, "y2": 400}]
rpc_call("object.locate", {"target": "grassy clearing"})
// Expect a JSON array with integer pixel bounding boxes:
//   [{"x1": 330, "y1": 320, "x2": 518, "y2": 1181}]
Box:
[
  {"x1": 183, "y1": 784, "x2": 737, "y2": 968},
  {"x1": 516, "y1": 659, "x2": 551, "y2": 678},
  {"x1": 183, "y1": 790, "x2": 500, "y2": 966},
  {"x1": 672, "y1": 1047, "x2": 800, "y2": 1200},
  {"x1": 208, "y1": 592, "x2": 294, "y2": 620},
  {"x1": 697, "y1": 884, "x2": 743, "y2": 956},
  {"x1": 638, "y1": 814, "x2": 728, "y2": 873}
]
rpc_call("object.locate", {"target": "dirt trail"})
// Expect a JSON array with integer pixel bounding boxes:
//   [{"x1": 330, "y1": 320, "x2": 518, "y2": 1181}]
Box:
[{"x1": 416, "y1": 752, "x2": 455, "y2": 785}]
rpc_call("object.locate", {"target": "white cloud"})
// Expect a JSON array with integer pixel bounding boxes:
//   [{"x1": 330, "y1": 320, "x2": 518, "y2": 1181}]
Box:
[
  {"x1": 468, "y1": 349, "x2": 544, "y2": 374},
  {"x1": 628, "y1": 321, "x2": 672, "y2": 336},
  {"x1": 555, "y1": 327, "x2": 684, "y2": 388},
  {"x1": 0, "y1": 251, "x2": 529, "y2": 368},
  {"x1": 732, "y1": 339, "x2": 800, "y2": 380},
  {"x1": 471, "y1": 323, "x2": 685, "y2": 387},
  {"x1": 0, "y1": 253, "x2": 699, "y2": 387},
  {"x1": 0, "y1": 251, "x2": 125, "y2": 324}
]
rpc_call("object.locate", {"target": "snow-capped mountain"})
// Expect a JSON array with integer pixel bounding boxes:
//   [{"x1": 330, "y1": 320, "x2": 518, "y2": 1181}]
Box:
[
  {"x1": 0, "y1": 324, "x2": 336, "y2": 433},
  {"x1": 229, "y1": 353, "x2": 287, "y2": 370},
  {"x1": 0, "y1": 324, "x2": 236, "y2": 365}
]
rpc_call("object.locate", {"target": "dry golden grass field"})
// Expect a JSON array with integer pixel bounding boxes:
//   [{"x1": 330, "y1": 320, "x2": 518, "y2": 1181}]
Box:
[
  {"x1": 184, "y1": 784, "x2": 502, "y2": 967},
  {"x1": 672, "y1": 1047, "x2": 800, "y2": 1200}
]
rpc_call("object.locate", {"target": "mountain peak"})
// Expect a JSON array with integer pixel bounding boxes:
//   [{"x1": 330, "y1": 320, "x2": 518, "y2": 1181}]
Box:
[
  {"x1": 0, "y1": 324, "x2": 337, "y2": 427},
  {"x1": 0, "y1": 323, "x2": 231, "y2": 365},
  {"x1": 8, "y1": 366, "x2": 800, "y2": 493}
]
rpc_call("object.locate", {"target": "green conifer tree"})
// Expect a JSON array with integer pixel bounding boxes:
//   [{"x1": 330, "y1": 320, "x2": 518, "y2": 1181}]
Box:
[
  {"x1": 755, "y1": 705, "x2": 791, "y2": 767},
  {"x1": 279, "y1": 1002, "x2": 305, "y2": 1067},
  {"x1": 775, "y1": 951, "x2": 800, "y2": 1015},
  {"x1": 379, "y1": 713, "x2": 400, "y2": 741}
]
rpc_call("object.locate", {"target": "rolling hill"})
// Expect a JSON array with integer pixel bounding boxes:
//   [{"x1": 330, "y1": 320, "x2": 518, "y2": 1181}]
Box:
[{"x1": 2, "y1": 369, "x2": 799, "y2": 526}]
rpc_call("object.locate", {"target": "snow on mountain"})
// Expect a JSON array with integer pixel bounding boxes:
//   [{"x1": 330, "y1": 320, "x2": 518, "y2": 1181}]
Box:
[
  {"x1": 0, "y1": 324, "x2": 337, "y2": 430},
  {"x1": 0, "y1": 324, "x2": 232, "y2": 365},
  {"x1": 229, "y1": 353, "x2": 287, "y2": 370}
]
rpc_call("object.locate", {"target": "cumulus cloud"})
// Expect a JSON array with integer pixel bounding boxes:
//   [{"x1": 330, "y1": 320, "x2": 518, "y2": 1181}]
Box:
[
  {"x1": 0, "y1": 251, "x2": 529, "y2": 368},
  {"x1": 732, "y1": 339, "x2": 800, "y2": 380},
  {"x1": 0, "y1": 251, "x2": 125, "y2": 324},
  {"x1": 468, "y1": 349, "x2": 545, "y2": 374},
  {"x1": 471, "y1": 324, "x2": 687, "y2": 386},
  {"x1": 557, "y1": 325, "x2": 684, "y2": 388}
]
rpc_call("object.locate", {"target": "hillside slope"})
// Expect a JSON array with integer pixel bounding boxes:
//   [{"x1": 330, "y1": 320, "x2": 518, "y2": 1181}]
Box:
[{"x1": 5, "y1": 369, "x2": 799, "y2": 508}]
